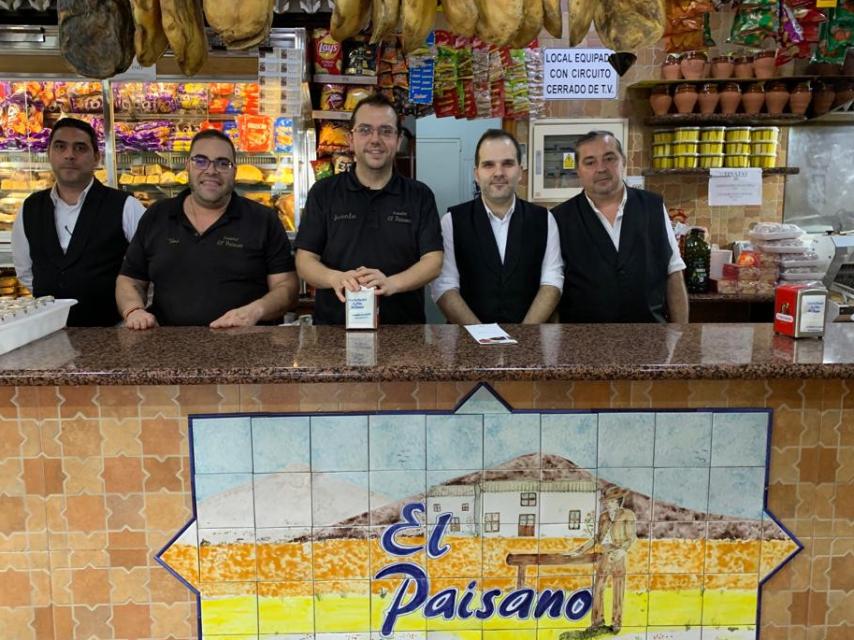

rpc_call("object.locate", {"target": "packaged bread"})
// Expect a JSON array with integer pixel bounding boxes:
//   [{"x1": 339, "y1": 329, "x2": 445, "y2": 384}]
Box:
[
  {"x1": 235, "y1": 164, "x2": 264, "y2": 184},
  {"x1": 119, "y1": 173, "x2": 134, "y2": 185}
]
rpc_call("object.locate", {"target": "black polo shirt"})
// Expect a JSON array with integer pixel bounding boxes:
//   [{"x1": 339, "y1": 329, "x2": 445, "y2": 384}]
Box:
[
  {"x1": 295, "y1": 171, "x2": 443, "y2": 325},
  {"x1": 120, "y1": 189, "x2": 295, "y2": 326}
]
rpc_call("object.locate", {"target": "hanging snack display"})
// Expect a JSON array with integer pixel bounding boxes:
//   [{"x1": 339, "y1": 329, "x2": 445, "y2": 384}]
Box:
[
  {"x1": 813, "y1": 1, "x2": 854, "y2": 64},
  {"x1": 729, "y1": 0, "x2": 779, "y2": 47}
]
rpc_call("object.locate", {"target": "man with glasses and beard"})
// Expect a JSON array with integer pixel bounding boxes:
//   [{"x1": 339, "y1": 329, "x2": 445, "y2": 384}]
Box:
[
  {"x1": 295, "y1": 94, "x2": 443, "y2": 325},
  {"x1": 116, "y1": 129, "x2": 298, "y2": 328}
]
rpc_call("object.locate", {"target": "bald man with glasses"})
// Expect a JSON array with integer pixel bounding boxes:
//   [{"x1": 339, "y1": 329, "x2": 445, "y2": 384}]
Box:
[{"x1": 116, "y1": 129, "x2": 298, "y2": 328}]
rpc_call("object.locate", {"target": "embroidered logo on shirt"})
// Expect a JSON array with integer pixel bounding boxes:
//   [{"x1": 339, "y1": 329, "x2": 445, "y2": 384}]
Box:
[
  {"x1": 387, "y1": 211, "x2": 411, "y2": 224},
  {"x1": 217, "y1": 236, "x2": 244, "y2": 249},
  {"x1": 168, "y1": 238, "x2": 180, "y2": 245},
  {"x1": 332, "y1": 212, "x2": 357, "y2": 222}
]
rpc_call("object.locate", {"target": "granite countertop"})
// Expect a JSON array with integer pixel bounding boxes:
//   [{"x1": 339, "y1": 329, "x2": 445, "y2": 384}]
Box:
[{"x1": 0, "y1": 322, "x2": 852, "y2": 385}]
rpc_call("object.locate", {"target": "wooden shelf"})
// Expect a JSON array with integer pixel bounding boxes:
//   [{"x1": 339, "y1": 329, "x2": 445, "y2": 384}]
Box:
[
  {"x1": 645, "y1": 113, "x2": 807, "y2": 126},
  {"x1": 313, "y1": 74, "x2": 378, "y2": 86},
  {"x1": 628, "y1": 75, "x2": 854, "y2": 89},
  {"x1": 643, "y1": 167, "x2": 799, "y2": 176}
]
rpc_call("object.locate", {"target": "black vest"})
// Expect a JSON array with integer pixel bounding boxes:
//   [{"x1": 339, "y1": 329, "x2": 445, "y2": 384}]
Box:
[
  {"x1": 553, "y1": 187, "x2": 671, "y2": 323},
  {"x1": 449, "y1": 197, "x2": 548, "y2": 324},
  {"x1": 22, "y1": 180, "x2": 130, "y2": 327}
]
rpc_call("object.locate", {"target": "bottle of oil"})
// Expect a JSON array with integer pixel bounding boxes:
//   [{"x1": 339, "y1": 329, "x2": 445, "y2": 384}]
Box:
[{"x1": 684, "y1": 227, "x2": 710, "y2": 293}]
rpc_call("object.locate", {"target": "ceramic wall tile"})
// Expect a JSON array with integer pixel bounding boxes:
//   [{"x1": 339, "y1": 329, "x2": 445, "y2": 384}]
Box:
[
  {"x1": 311, "y1": 416, "x2": 369, "y2": 472},
  {"x1": 369, "y1": 414, "x2": 427, "y2": 471},
  {"x1": 711, "y1": 412, "x2": 770, "y2": 467},
  {"x1": 708, "y1": 468, "x2": 766, "y2": 520},
  {"x1": 254, "y1": 473, "x2": 312, "y2": 529},
  {"x1": 369, "y1": 470, "x2": 427, "y2": 525},
  {"x1": 483, "y1": 413, "x2": 541, "y2": 468},
  {"x1": 541, "y1": 413, "x2": 598, "y2": 469},
  {"x1": 652, "y1": 467, "x2": 710, "y2": 521},
  {"x1": 195, "y1": 473, "x2": 255, "y2": 529},
  {"x1": 654, "y1": 413, "x2": 713, "y2": 468},
  {"x1": 427, "y1": 415, "x2": 484, "y2": 471},
  {"x1": 598, "y1": 413, "x2": 655, "y2": 468},
  {"x1": 252, "y1": 417, "x2": 311, "y2": 473},
  {"x1": 312, "y1": 472, "x2": 371, "y2": 527},
  {"x1": 192, "y1": 417, "x2": 252, "y2": 474}
]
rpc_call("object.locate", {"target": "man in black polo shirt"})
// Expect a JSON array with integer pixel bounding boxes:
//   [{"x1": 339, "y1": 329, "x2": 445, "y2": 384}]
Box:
[
  {"x1": 115, "y1": 129, "x2": 298, "y2": 328},
  {"x1": 295, "y1": 94, "x2": 443, "y2": 325}
]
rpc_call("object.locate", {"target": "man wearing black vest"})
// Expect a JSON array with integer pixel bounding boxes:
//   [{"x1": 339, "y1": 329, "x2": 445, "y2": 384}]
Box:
[
  {"x1": 12, "y1": 118, "x2": 146, "y2": 326},
  {"x1": 432, "y1": 129, "x2": 563, "y2": 325},
  {"x1": 553, "y1": 131, "x2": 689, "y2": 323}
]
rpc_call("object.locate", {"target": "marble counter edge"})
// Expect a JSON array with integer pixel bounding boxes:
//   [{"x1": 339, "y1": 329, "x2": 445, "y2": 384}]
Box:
[{"x1": 0, "y1": 362, "x2": 851, "y2": 385}]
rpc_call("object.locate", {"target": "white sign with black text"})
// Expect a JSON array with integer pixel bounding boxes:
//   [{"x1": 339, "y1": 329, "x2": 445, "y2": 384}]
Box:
[
  {"x1": 708, "y1": 168, "x2": 763, "y2": 206},
  {"x1": 543, "y1": 48, "x2": 618, "y2": 100}
]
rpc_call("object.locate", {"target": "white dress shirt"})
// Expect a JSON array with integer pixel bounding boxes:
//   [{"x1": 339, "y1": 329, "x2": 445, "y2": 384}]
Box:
[
  {"x1": 431, "y1": 195, "x2": 565, "y2": 303},
  {"x1": 584, "y1": 187, "x2": 686, "y2": 274},
  {"x1": 12, "y1": 178, "x2": 146, "y2": 289}
]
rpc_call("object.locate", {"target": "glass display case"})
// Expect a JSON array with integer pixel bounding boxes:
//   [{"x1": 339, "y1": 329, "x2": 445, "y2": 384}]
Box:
[
  {"x1": 0, "y1": 80, "x2": 110, "y2": 266},
  {"x1": 528, "y1": 118, "x2": 628, "y2": 203},
  {"x1": 0, "y1": 27, "x2": 310, "y2": 265}
]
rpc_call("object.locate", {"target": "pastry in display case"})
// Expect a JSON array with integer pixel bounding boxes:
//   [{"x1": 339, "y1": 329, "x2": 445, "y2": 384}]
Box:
[{"x1": 110, "y1": 81, "x2": 299, "y2": 232}]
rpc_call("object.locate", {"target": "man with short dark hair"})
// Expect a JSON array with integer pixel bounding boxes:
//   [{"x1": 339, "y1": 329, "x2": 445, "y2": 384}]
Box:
[
  {"x1": 432, "y1": 129, "x2": 563, "y2": 325},
  {"x1": 553, "y1": 131, "x2": 688, "y2": 323},
  {"x1": 295, "y1": 94, "x2": 443, "y2": 325},
  {"x1": 12, "y1": 117, "x2": 146, "y2": 326},
  {"x1": 116, "y1": 129, "x2": 298, "y2": 328}
]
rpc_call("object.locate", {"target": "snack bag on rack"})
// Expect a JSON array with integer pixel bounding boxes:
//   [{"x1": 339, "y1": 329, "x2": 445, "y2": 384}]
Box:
[
  {"x1": 312, "y1": 28, "x2": 343, "y2": 75},
  {"x1": 316, "y1": 121, "x2": 349, "y2": 155},
  {"x1": 344, "y1": 86, "x2": 374, "y2": 111},
  {"x1": 233, "y1": 83, "x2": 260, "y2": 114},
  {"x1": 433, "y1": 31, "x2": 461, "y2": 118},
  {"x1": 112, "y1": 83, "x2": 135, "y2": 116},
  {"x1": 176, "y1": 83, "x2": 207, "y2": 114},
  {"x1": 345, "y1": 35, "x2": 379, "y2": 76},
  {"x1": 68, "y1": 82, "x2": 104, "y2": 113},
  {"x1": 222, "y1": 120, "x2": 240, "y2": 149},
  {"x1": 171, "y1": 121, "x2": 200, "y2": 152},
  {"x1": 813, "y1": 2, "x2": 854, "y2": 64},
  {"x1": 729, "y1": 0, "x2": 779, "y2": 47},
  {"x1": 274, "y1": 117, "x2": 294, "y2": 153},
  {"x1": 311, "y1": 158, "x2": 334, "y2": 182},
  {"x1": 237, "y1": 114, "x2": 273, "y2": 153},
  {"x1": 208, "y1": 83, "x2": 235, "y2": 114},
  {"x1": 319, "y1": 83, "x2": 346, "y2": 111}
]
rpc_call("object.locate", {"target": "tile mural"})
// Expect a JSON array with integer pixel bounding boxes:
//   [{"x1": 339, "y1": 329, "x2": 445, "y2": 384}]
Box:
[{"x1": 159, "y1": 384, "x2": 800, "y2": 640}]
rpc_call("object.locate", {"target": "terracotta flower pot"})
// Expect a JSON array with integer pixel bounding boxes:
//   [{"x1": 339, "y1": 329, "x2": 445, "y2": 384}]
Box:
[
  {"x1": 680, "y1": 51, "x2": 707, "y2": 80},
  {"x1": 765, "y1": 81, "x2": 790, "y2": 115},
  {"x1": 661, "y1": 56, "x2": 682, "y2": 80},
  {"x1": 711, "y1": 56, "x2": 734, "y2": 79},
  {"x1": 753, "y1": 50, "x2": 776, "y2": 80},
  {"x1": 719, "y1": 82, "x2": 742, "y2": 115},
  {"x1": 813, "y1": 82, "x2": 836, "y2": 115},
  {"x1": 698, "y1": 83, "x2": 720, "y2": 114},
  {"x1": 649, "y1": 85, "x2": 672, "y2": 115},
  {"x1": 674, "y1": 83, "x2": 698, "y2": 114},
  {"x1": 733, "y1": 55, "x2": 754, "y2": 79},
  {"x1": 742, "y1": 83, "x2": 765, "y2": 115},
  {"x1": 789, "y1": 82, "x2": 812, "y2": 115}
]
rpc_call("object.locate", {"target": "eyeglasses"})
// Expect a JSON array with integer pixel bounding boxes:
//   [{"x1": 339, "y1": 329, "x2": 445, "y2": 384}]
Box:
[
  {"x1": 189, "y1": 154, "x2": 235, "y2": 171},
  {"x1": 352, "y1": 124, "x2": 398, "y2": 139}
]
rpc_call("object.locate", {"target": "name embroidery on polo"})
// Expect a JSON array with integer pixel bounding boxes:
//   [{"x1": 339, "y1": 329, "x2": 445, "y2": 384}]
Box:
[
  {"x1": 332, "y1": 212, "x2": 357, "y2": 222},
  {"x1": 217, "y1": 236, "x2": 244, "y2": 249},
  {"x1": 388, "y1": 210, "x2": 411, "y2": 224}
]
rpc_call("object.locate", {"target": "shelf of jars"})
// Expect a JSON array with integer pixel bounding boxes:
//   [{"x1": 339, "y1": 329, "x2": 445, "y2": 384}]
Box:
[
  {"x1": 628, "y1": 76, "x2": 854, "y2": 89},
  {"x1": 642, "y1": 167, "x2": 799, "y2": 176},
  {"x1": 644, "y1": 114, "x2": 807, "y2": 126}
]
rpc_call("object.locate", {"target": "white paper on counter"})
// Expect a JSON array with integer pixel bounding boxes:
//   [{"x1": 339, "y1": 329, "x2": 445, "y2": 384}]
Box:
[
  {"x1": 708, "y1": 168, "x2": 762, "y2": 206},
  {"x1": 464, "y1": 323, "x2": 517, "y2": 345}
]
